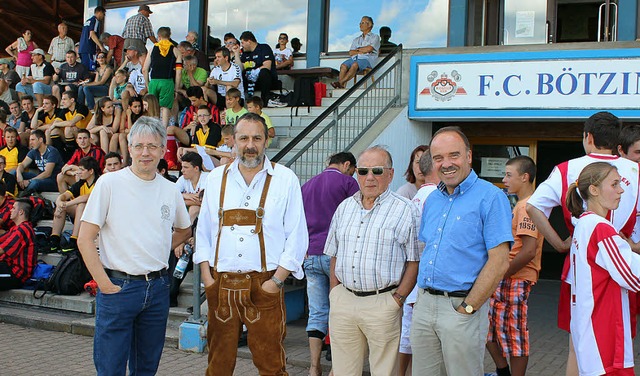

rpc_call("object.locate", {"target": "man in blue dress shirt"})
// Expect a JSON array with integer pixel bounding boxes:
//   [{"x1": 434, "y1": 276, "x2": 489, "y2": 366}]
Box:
[{"x1": 410, "y1": 126, "x2": 513, "y2": 375}]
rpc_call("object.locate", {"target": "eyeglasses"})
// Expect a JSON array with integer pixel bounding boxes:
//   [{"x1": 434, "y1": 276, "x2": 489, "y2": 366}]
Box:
[
  {"x1": 356, "y1": 166, "x2": 389, "y2": 176},
  {"x1": 131, "y1": 143, "x2": 161, "y2": 152}
]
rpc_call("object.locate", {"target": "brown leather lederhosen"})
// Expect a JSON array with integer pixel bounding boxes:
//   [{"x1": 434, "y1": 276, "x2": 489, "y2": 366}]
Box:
[{"x1": 205, "y1": 162, "x2": 288, "y2": 376}]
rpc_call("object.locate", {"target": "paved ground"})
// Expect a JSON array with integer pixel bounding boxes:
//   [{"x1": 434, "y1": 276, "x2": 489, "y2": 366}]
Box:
[{"x1": 2, "y1": 279, "x2": 640, "y2": 375}]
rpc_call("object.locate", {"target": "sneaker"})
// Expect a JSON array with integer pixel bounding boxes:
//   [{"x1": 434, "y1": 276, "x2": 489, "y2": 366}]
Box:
[
  {"x1": 267, "y1": 99, "x2": 287, "y2": 108},
  {"x1": 45, "y1": 240, "x2": 61, "y2": 254}
]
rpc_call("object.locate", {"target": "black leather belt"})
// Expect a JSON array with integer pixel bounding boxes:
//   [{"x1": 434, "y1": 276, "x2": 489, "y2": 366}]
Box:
[
  {"x1": 105, "y1": 268, "x2": 167, "y2": 281},
  {"x1": 344, "y1": 285, "x2": 397, "y2": 297},
  {"x1": 423, "y1": 287, "x2": 469, "y2": 298}
]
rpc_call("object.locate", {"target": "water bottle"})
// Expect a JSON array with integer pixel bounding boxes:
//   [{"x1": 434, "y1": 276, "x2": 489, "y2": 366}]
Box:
[{"x1": 173, "y1": 244, "x2": 193, "y2": 279}]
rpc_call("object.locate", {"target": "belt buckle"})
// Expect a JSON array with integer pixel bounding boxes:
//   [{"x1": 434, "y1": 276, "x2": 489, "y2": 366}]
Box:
[{"x1": 145, "y1": 273, "x2": 151, "y2": 281}]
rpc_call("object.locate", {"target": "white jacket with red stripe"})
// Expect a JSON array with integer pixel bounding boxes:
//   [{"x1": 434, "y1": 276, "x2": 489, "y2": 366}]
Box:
[{"x1": 570, "y1": 212, "x2": 640, "y2": 376}]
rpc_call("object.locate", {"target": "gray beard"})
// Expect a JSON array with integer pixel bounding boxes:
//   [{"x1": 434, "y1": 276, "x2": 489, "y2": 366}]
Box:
[{"x1": 239, "y1": 153, "x2": 264, "y2": 169}]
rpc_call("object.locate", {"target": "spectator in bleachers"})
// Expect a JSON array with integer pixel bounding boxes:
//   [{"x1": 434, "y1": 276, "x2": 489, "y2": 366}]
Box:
[
  {"x1": 169, "y1": 152, "x2": 207, "y2": 307},
  {"x1": 0, "y1": 110, "x2": 8, "y2": 148},
  {"x1": 207, "y1": 47, "x2": 244, "y2": 110},
  {"x1": 177, "y1": 55, "x2": 207, "y2": 99},
  {"x1": 0, "y1": 182, "x2": 16, "y2": 233},
  {"x1": 18, "y1": 97, "x2": 36, "y2": 144},
  {"x1": 246, "y1": 96, "x2": 275, "y2": 146},
  {"x1": 87, "y1": 98, "x2": 120, "y2": 154},
  {"x1": 176, "y1": 105, "x2": 222, "y2": 163},
  {"x1": 0, "y1": 58, "x2": 20, "y2": 105},
  {"x1": 0, "y1": 128, "x2": 28, "y2": 173},
  {"x1": 177, "y1": 41, "x2": 210, "y2": 74},
  {"x1": 213, "y1": 125, "x2": 235, "y2": 165},
  {"x1": 103, "y1": 152, "x2": 122, "y2": 173},
  {"x1": 78, "y1": 6, "x2": 107, "y2": 72},
  {"x1": 122, "y1": 5, "x2": 157, "y2": 59},
  {"x1": 51, "y1": 90, "x2": 91, "y2": 157},
  {"x1": 31, "y1": 95, "x2": 61, "y2": 134},
  {"x1": 0, "y1": 198, "x2": 35, "y2": 291},
  {"x1": 157, "y1": 158, "x2": 178, "y2": 182},
  {"x1": 15, "y1": 49, "x2": 54, "y2": 107},
  {"x1": 4, "y1": 30, "x2": 38, "y2": 79},
  {"x1": 52, "y1": 50, "x2": 90, "y2": 103},
  {"x1": 0, "y1": 155, "x2": 18, "y2": 197},
  {"x1": 176, "y1": 152, "x2": 208, "y2": 224},
  {"x1": 110, "y1": 96, "x2": 143, "y2": 164},
  {"x1": 186, "y1": 31, "x2": 200, "y2": 50},
  {"x1": 223, "y1": 33, "x2": 243, "y2": 65},
  {"x1": 379, "y1": 26, "x2": 398, "y2": 54},
  {"x1": 225, "y1": 88, "x2": 248, "y2": 126},
  {"x1": 7, "y1": 101, "x2": 22, "y2": 131},
  {"x1": 142, "y1": 27, "x2": 182, "y2": 127},
  {"x1": 108, "y1": 69, "x2": 129, "y2": 108},
  {"x1": 142, "y1": 94, "x2": 161, "y2": 119},
  {"x1": 170, "y1": 86, "x2": 219, "y2": 140},
  {"x1": 239, "y1": 31, "x2": 278, "y2": 105},
  {"x1": 48, "y1": 23, "x2": 75, "y2": 70},
  {"x1": 16, "y1": 130, "x2": 64, "y2": 195},
  {"x1": 78, "y1": 52, "x2": 114, "y2": 109},
  {"x1": 49, "y1": 156, "x2": 101, "y2": 252},
  {"x1": 57, "y1": 129, "x2": 106, "y2": 193},
  {"x1": 332, "y1": 16, "x2": 380, "y2": 89},
  {"x1": 291, "y1": 37, "x2": 303, "y2": 56},
  {"x1": 115, "y1": 45, "x2": 146, "y2": 112},
  {"x1": 99, "y1": 32, "x2": 125, "y2": 68},
  {"x1": 274, "y1": 33, "x2": 294, "y2": 70}
]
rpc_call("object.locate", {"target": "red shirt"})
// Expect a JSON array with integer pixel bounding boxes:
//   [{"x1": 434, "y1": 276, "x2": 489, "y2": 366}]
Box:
[
  {"x1": 0, "y1": 196, "x2": 15, "y2": 231},
  {"x1": 181, "y1": 102, "x2": 220, "y2": 129},
  {"x1": 107, "y1": 35, "x2": 125, "y2": 67},
  {"x1": 0, "y1": 221, "x2": 36, "y2": 283},
  {"x1": 67, "y1": 145, "x2": 106, "y2": 170}
]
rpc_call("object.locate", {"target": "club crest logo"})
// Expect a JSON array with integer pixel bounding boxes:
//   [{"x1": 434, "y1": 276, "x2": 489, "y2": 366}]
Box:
[{"x1": 420, "y1": 70, "x2": 467, "y2": 101}]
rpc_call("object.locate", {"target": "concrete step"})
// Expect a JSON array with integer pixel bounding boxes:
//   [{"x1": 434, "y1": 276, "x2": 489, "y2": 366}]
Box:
[
  {"x1": 40, "y1": 192, "x2": 60, "y2": 203},
  {"x1": 36, "y1": 219, "x2": 74, "y2": 233},
  {"x1": 0, "y1": 302, "x2": 180, "y2": 347},
  {"x1": 0, "y1": 288, "x2": 95, "y2": 314}
]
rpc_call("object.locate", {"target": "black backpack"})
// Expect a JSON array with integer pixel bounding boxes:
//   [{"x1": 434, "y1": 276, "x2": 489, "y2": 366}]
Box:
[
  {"x1": 34, "y1": 250, "x2": 92, "y2": 298},
  {"x1": 291, "y1": 77, "x2": 316, "y2": 107}
]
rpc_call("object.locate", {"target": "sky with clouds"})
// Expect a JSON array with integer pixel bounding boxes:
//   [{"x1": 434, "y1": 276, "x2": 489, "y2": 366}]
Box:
[{"x1": 100, "y1": 0, "x2": 448, "y2": 53}]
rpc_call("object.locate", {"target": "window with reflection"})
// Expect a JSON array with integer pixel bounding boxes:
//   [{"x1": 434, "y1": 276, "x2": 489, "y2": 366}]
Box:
[
  {"x1": 103, "y1": 1, "x2": 189, "y2": 53},
  {"x1": 328, "y1": 0, "x2": 449, "y2": 52},
  {"x1": 206, "y1": 0, "x2": 308, "y2": 53},
  {"x1": 472, "y1": 144, "x2": 531, "y2": 184}
]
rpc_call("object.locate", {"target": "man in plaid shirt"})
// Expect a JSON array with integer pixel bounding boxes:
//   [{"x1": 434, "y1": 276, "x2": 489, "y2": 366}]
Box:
[
  {"x1": 0, "y1": 199, "x2": 35, "y2": 290},
  {"x1": 122, "y1": 5, "x2": 157, "y2": 58}
]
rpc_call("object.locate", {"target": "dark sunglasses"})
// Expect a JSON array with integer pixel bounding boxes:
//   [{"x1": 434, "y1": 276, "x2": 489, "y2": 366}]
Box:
[{"x1": 356, "y1": 166, "x2": 388, "y2": 176}]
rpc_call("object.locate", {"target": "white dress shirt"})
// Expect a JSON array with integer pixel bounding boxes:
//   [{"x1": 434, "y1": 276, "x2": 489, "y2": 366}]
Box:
[{"x1": 194, "y1": 157, "x2": 308, "y2": 279}]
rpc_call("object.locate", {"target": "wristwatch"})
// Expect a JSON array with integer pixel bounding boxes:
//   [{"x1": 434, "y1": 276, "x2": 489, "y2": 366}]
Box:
[
  {"x1": 460, "y1": 301, "x2": 475, "y2": 314},
  {"x1": 270, "y1": 275, "x2": 284, "y2": 289},
  {"x1": 392, "y1": 292, "x2": 406, "y2": 304}
]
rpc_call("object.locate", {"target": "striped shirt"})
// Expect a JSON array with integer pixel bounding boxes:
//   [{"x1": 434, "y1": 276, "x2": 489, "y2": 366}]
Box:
[
  {"x1": 66, "y1": 145, "x2": 106, "y2": 170},
  {"x1": 570, "y1": 212, "x2": 640, "y2": 375},
  {"x1": 122, "y1": 13, "x2": 154, "y2": 41},
  {"x1": 324, "y1": 188, "x2": 421, "y2": 292},
  {"x1": 0, "y1": 221, "x2": 36, "y2": 283}
]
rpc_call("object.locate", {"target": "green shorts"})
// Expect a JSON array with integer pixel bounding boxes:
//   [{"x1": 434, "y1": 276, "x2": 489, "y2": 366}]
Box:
[{"x1": 148, "y1": 79, "x2": 175, "y2": 109}]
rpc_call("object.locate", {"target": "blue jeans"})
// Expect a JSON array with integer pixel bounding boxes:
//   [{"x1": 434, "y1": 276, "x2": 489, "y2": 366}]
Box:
[
  {"x1": 303, "y1": 254, "x2": 331, "y2": 335},
  {"x1": 94, "y1": 275, "x2": 170, "y2": 376},
  {"x1": 15, "y1": 82, "x2": 52, "y2": 96},
  {"x1": 22, "y1": 171, "x2": 58, "y2": 192},
  {"x1": 79, "y1": 84, "x2": 109, "y2": 109}
]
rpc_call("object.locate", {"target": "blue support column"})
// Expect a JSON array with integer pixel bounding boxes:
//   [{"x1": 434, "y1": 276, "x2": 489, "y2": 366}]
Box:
[
  {"x1": 188, "y1": 0, "x2": 206, "y2": 47},
  {"x1": 306, "y1": 0, "x2": 327, "y2": 67},
  {"x1": 448, "y1": 0, "x2": 468, "y2": 47},
  {"x1": 617, "y1": 0, "x2": 638, "y2": 41}
]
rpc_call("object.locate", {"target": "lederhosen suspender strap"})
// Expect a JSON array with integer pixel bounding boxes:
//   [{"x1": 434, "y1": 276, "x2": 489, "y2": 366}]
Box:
[{"x1": 213, "y1": 162, "x2": 275, "y2": 272}]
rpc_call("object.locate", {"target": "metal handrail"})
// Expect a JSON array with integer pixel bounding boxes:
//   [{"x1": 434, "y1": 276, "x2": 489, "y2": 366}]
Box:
[{"x1": 271, "y1": 44, "x2": 403, "y2": 164}]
